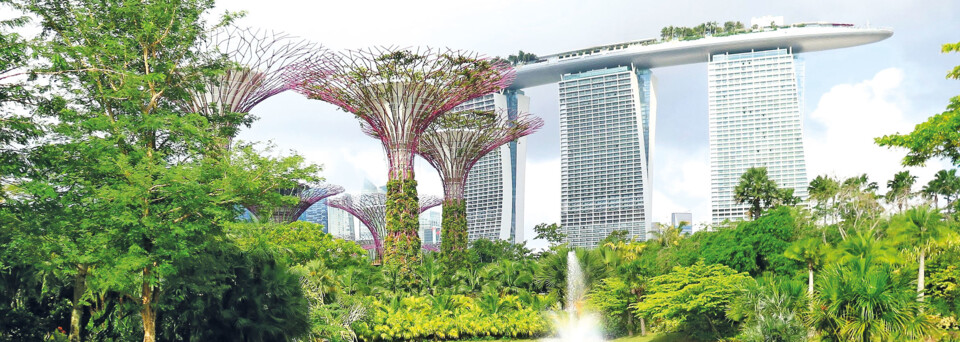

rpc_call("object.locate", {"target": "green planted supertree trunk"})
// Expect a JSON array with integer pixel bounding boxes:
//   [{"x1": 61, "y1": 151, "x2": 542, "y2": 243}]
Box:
[
  {"x1": 441, "y1": 198, "x2": 468, "y2": 273},
  {"x1": 383, "y1": 176, "x2": 421, "y2": 286}
]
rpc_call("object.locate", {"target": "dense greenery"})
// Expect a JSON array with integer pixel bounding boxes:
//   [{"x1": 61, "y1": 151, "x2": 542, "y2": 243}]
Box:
[
  {"x1": 0, "y1": 1, "x2": 958, "y2": 342},
  {"x1": 440, "y1": 199, "x2": 467, "y2": 273}
]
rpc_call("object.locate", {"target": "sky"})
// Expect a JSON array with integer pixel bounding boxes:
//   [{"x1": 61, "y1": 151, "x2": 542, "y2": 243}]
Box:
[{"x1": 210, "y1": 0, "x2": 960, "y2": 248}]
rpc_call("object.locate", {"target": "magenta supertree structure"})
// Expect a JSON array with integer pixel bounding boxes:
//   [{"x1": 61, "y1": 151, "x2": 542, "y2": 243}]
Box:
[
  {"x1": 247, "y1": 183, "x2": 344, "y2": 224},
  {"x1": 327, "y1": 193, "x2": 442, "y2": 260},
  {"x1": 183, "y1": 26, "x2": 326, "y2": 147},
  {"x1": 286, "y1": 47, "x2": 514, "y2": 276},
  {"x1": 413, "y1": 109, "x2": 543, "y2": 269}
]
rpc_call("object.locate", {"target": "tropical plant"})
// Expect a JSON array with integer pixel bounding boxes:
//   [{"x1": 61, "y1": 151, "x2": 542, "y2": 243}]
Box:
[
  {"x1": 784, "y1": 237, "x2": 828, "y2": 295},
  {"x1": 889, "y1": 206, "x2": 954, "y2": 301},
  {"x1": 734, "y1": 167, "x2": 793, "y2": 220},
  {"x1": 886, "y1": 170, "x2": 917, "y2": 213}
]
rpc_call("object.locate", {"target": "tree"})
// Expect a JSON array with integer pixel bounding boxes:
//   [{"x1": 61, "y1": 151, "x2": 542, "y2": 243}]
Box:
[
  {"x1": 11, "y1": 2, "x2": 303, "y2": 341},
  {"x1": 923, "y1": 169, "x2": 960, "y2": 212},
  {"x1": 886, "y1": 170, "x2": 917, "y2": 213},
  {"x1": 808, "y1": 175, "x2": 840, "y2": 225},
  {"x1": 889, "y1": 206, "x2": 953, "y2": 301},
  {"x1": 876, "y1": 42, "x2": 960, "y2": 166},
  {"x1": 632, "y1": 261, "x2": 750, "y2": 340},
  {"x1": 734, "y1": 167, "x2": 791, "y2": 220},
  {"x1": 289, "y1": 48, "x2": 514, "y2": 282},
  {"x1": 534, "y1": 222, "x2": 566, "y2": 247},
  {"x1": 0, "y1": 6, "x2": 39, "y2": 199},
  {"x1": 414, "y1": 109, "x2": 542, "y2": 271},
  {"x1": 784, "y1": 237, "x2": 827, "y2": 295}
]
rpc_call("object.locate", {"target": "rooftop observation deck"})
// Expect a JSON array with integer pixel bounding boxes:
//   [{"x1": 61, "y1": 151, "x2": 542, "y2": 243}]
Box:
[{"x1": 509, "y1": 23, "x2": 893, "y2": 89}]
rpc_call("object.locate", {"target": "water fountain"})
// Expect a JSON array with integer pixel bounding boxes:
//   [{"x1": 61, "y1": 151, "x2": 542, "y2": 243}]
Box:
[{"x1": 543, "y1": 251, "x2": 605, "y2": 341}]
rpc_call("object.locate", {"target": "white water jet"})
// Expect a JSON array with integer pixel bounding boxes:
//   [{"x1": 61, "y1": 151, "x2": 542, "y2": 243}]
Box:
[{"x1": 542, "y1": 251, "x2": 604, "y2": 341}]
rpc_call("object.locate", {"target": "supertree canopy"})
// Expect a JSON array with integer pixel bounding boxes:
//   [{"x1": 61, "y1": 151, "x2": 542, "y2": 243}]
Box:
[
  {"x1": 184, "y1": 26, "x2": 326, "y2": 147},
  {"x1": 287, "y1": 47, "x2": 514, "y2": 278},
  {"x1": 414, "y1": 109, "x2": 543, "y2": 270},
  {"x1": 247, "y1": 183, "x2": 344, "y2": 224},
  {"x1": 327, "y1": 193, "x2": 441, "y2": 258}
]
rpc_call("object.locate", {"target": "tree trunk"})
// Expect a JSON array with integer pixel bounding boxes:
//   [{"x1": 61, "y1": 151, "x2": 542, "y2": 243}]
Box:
[
  {"x1": 383, "y1": 176, "x2": 421, "y2": 288},
  {"x1": 918, "y1": 250, "x2": 925, "y2": 302},
  {"x1": 69, "y1": 264, "x2": 88, "y2": 342},
  {"x1": 640, "y1": 316, "x2": 647, "y2": 336},
  {"x1": 626, "y1": 312, "x2": 634, "y2": 336},
  {"x1": 807, "y1": 263, "x2": 814, "y2": 296},
  {"x1": 141, "y1": 267, "x2": 156, "y2": 342},
  {"x1": 440, "y1": 198, "x2": 467, "y2": 274}
]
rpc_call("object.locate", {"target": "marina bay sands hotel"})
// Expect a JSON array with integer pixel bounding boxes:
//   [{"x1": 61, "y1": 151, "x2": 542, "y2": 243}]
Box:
[{"x1": 457, "y1": 17, "x2": 892, "y2": 247}]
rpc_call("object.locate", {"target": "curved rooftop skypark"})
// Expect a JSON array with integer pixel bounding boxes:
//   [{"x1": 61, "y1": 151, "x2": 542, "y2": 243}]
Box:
[
  {"x1": 468, "y1": 19, "x2": 892, "y2": 247},
  {"x1": 509, "y1": 23, "x2": 893, "y2": 89}
]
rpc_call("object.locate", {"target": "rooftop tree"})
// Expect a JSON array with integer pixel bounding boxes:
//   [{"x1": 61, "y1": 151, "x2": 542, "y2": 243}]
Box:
[
  {"x1": 287, "y1": 47, "x2": 514, "y2": 280},
  {"x1": 390, "y1": 108, "x2": 542, "y2": 270},
  {"x1": 182, "y1": 26, "x2": 325, "y2": 149},
  {"x1": 326, "y1": 193, "x2": 441, "y2": 260}
]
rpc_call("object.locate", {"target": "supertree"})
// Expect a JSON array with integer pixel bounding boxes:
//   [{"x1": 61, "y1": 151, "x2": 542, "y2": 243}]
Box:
[
  {"x1": 183, "y1": 26, "x2": 326, "y2": 148},
  {"x1": 287, "y1": 47, "x2": 514, "y2": 277},
  {"x1": 247, "y1": 183, "x2": 344, "y2": 223},
  {"x1": 413, "y1": 109, "x2": 543, "y2": 270},
  {"x1": 327, "y1": 193, "x2": 442, "y2": 259}
]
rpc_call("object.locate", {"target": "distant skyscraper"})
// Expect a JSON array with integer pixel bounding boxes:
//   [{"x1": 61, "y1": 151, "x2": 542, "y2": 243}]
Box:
[
  {"x1": 453, "y1": 91, "x2": 529, "y2": 243},
  {"x1": 299, "y1": 199, "x2": 329, "y2": 229},
  {"x1": 708, "y1": 48, "x2": 808, "y2": 224},
  {"x1": 671, "y1": 212, "x2": 693, "y2": 235},
  {"x1": 559, "y1": 65, "x2": 656, "y2": 247},
  {"x1": 418, "y1": 210, "x2": 442, "y2": 245},
  {"x1": 326, "y1": 206, "x2": 356, "y2": 240}
]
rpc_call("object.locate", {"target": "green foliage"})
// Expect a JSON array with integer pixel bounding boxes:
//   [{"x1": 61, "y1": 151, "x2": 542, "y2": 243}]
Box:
[
  {"x1": 698, "y1": 207, "x2": 799, "y2": 276},
  {"x1": 731, "y1": 278, "x2": 808, "y2": 342},
  {"x1": 734, "y1": 167, "x2": 796, "y2": 220},
  {"x1": 534, "y1": 222, "x2": 566, "y2": 246},
  {"x1": 589, "y1": 277, "x2": 636, "y2": 337},
  {"x1": 633, "y1": 261, "x2": 750, "y2": 340},
  {"x1": 440, "y1": 199, "x2": 468, "y2": 273},
  {"x1": 353, "y1": 293, "x2": 550, "y2": 341},
  {"x1": 383, "y1": 177, "x2": 421, "y2": 288},
  {"x1": 468, "y1": 238, "x2": 531, "y2": 265}
]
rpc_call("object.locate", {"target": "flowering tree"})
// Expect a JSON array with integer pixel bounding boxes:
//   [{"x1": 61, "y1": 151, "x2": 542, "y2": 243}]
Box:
[
  {"x1": 413, "y1": 109, "x2": 542, "y2": 270},
  {"x1": 327, "y1": 193, "x2": 441, "y2": 259},
  {"x1": 183, "y1": 26, "x2": 325, "y2": 148},
  {"x1": 287, "y1": 47, "x2": 513, "y2": 278},
  {"x1": 246, "y1": 183, "x2": 344, "y2": 223}
]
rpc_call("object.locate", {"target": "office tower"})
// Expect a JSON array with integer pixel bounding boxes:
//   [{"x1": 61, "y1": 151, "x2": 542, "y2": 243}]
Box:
[
  {"x1": 559, "y1": 65, "x2": 656, "y2": 247},
  {"x1": 671, "y1": 212, "x2": 693, "y2": 235},
  {"x1": 453, "y1": 91, "x2": 529, "y2": 243},
  {"x1": 708, "y1": 48, "x2": 809, "y2": 224},
  {"x1": 326, "y1": 206, "x2": 356, "y2": 240},
  {"x1": 299, "y1": 199, "x2": 329, "y2": 230},
  {"x1": 418, "y1": 210, "x2": 442, "y2": 245}
]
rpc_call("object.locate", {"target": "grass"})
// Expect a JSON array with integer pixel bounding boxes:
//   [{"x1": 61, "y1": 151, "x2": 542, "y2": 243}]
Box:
[{"x1": 468, "y1": 332, "x2": 694, "y2": 342}]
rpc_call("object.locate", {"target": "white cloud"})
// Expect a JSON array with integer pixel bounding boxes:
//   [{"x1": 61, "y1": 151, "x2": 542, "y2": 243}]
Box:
[{"x1": 805, "y1": 67, "x2": 950, "y2": 200}]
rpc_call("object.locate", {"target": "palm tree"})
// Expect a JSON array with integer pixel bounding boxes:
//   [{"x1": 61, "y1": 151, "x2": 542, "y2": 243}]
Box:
[
  {"x1": 784, "y1": 237, "x2": 827, "y2": 296},
  {"x1": 650, "y1": 224, "x2": 683, "y2": 247},
  {"x1": 889, "y1": 206, "x2": 952, "y2": 301},
  {"x1": 931, "y1": 169, "x2": 960, "y2": 213},
  {"x1": 886, "y1": 170, "x2": 917, "y2": 213},
  {"x1": 808, "y1": 175, "x2": 840, "y2": 225},
  {"x1": 735, "y1": 167, "x2": 783, "y2": 220}
]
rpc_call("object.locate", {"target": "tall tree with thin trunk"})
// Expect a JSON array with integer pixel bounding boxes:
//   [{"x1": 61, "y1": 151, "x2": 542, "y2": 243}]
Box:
[
  {"x1": 889, "y1": 206, "x2": 953, "y2": 302},
  {"x1": 734, "y1": 167, "x2": 784, "y2": 220},
  {"x1": 784, "y1": 237, "x2": 827, "y2": 296},
  {"x1": 412, "y1": 109, "x2": 542, "y2": 271},
  {"x1": 886, "y1": 170, "x2": 917, "y2": 213},
  {"x1": 288, "y1": 47, "x2": 514, "y2": 283}
]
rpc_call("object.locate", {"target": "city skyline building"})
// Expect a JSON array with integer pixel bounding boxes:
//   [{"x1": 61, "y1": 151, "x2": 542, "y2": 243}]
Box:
[
  {"x1": 418, "y1": 210, "x2": 442, "y2": 245},
  {"x1": 707, "y1": 48, "x2": 809, "y2": 224},
  {"x1": 453, "y1": 92, "x2": 530, "y2": 243},
  {"x1": 299, "y1": 199, "x2": 329, "y2": 229},
  {"x1": 559, "y1": 66, "x2": 656, "y2": 247}
]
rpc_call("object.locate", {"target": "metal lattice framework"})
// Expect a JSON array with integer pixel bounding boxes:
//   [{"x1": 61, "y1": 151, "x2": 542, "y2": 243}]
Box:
[
  {"x1": 247, "y1": 183, "x2": 344, "y2": 223},
  {"x1": 327, "y1": 193, "x2": 442, "y2": 254},
  {"x1": 184, "y1": 26, "x2": 327, "y2": 144},
  {"x1": 285, "y1": 47, "x2": 515, "y2": 179},
  {"x1": 413, "y1": 109, "x2": 544, "y2": 200}
]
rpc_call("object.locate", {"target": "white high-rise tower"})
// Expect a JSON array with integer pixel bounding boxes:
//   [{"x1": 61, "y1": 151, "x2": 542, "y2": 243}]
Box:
[
  {"x1": 708, "y1": 48, "x2": 809, "y2": 224},
  {"x1": 454, "y1": 91, "x2": 530, "y2": 243},
  {"x1": 559, "y1": 66, "x2": 656, "y2": 247}
]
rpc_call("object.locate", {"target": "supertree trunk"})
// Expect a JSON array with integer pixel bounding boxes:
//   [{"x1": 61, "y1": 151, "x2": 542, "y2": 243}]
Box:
[
  {"x1": 384, "y1": 176, "x2": 420, "y2": 282},
  {"x1": 440, "y1": 197, "x2": 468, "y2": 272}
]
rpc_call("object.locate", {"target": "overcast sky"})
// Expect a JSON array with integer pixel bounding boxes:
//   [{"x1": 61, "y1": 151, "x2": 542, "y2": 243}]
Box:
[{"x1": 214, "y1": 0, "x2": 959, "y2": 248}]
